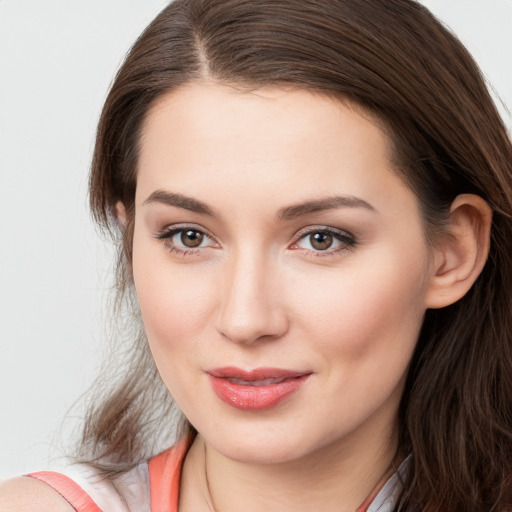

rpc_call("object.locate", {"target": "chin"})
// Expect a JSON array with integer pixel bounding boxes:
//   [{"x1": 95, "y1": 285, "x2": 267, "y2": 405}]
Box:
[
  {"x1": 199, "y1": 420, "x2": 337, "y2": 466},
  {"x1": 219, "y1": 440, "x2": 306, "y2": 465}
]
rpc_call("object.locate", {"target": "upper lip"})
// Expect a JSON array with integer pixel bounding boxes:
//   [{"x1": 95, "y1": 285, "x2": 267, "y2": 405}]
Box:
[{"x1": 206, "y1": 367, "x2": 310, "y2": 381}]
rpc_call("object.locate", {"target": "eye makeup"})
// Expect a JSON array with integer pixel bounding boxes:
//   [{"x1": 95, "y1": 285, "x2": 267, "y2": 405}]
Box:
[{"x1": 154, "y1": 223, "x2": 357, "y2": 258}]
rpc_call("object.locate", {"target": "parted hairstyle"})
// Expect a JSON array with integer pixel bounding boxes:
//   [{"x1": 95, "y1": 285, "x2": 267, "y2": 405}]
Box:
[{"x1": 82, "y1": 0, "x2": 512, "y2": 510}]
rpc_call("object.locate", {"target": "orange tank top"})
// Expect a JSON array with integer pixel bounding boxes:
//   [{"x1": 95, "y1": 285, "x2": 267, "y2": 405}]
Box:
[{"x1": 27, "y1": 440, "x2": 401, "y2": 511}]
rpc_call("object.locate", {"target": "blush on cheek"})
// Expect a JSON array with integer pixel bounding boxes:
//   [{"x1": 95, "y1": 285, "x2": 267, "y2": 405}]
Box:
[
  {"x1": 297, "y1": 261, "x2": 427, "y2": 364},
  {"x1": 134, "y1": 264, "x2": 216, "y2": 350}
]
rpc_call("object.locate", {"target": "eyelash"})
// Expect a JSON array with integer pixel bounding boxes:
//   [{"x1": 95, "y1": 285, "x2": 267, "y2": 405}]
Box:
[
  {"x1": 154, "y1": 225, "x2": 357, "y2": 257},
  {"x1": 290, "y1": 226, "x2": 357, "y2": 256},
  {"x1": 155, "y1": 225, "x2": 218, "y2": 256}
]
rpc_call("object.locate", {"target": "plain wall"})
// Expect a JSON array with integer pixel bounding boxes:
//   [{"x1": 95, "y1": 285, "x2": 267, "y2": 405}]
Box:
[{"x1": 0, "y1": 0, "x2": 510, "y2": 479}]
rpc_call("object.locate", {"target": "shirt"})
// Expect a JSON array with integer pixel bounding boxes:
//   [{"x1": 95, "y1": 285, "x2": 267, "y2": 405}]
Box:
[{"x1": 27, "y1": 440, "x2": 405, "y2": 512}]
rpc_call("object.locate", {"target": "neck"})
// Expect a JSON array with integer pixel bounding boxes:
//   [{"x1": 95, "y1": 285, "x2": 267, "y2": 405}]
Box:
[{"x1": 180, "y1": 427, "x2": 398, "y2": 512}]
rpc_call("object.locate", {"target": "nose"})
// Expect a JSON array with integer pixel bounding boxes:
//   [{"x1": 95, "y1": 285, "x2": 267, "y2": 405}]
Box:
[{"x1": 215, "y1": 250, "x2": 289, "y2": 345}]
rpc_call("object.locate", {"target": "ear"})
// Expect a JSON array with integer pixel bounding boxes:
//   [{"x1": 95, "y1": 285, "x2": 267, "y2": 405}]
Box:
[
  {"x1": 115, "y1": 201, "x2": 127, "y2": 230},
  {"x1": 425, "y1": 194, "x2": 492, "y2": 309}
]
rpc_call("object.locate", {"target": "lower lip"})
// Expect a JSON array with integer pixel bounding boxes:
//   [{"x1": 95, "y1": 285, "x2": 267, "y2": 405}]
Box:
[{"x1": 208, "y1": 375, "x2": 309, "y2": 411}]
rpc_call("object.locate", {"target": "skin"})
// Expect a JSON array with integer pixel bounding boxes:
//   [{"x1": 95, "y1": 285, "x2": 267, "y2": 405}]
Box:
[
  {"x1": 0, "y1": 83, "x2": 491, "y2": 511},
  {"x1": 132, "y1": 83, "x2": 435, "y2": 512},
  {"x1": 0, "y1": 477, "x2": 74, "y2": 511}
]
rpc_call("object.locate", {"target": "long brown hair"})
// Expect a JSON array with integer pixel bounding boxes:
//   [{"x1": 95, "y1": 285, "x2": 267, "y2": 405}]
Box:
[{"x1": 83, "y1": 1, "x2": 512, "y2": 509}]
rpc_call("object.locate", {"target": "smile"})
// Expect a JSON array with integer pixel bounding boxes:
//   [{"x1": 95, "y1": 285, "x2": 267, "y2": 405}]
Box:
[
  {"x1": 227, "y1": 377, "x2": 288, "y2": 386},
  {"x1": 206, "y1": 367, "x2": 311, "y2": 411}
]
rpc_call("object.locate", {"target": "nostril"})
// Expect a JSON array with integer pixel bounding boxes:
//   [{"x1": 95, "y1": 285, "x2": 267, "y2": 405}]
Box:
[
  {"x1": 216, "y1": 307, "x2": 289, "y2": 346},
  {"x1": 215, "y1": 259, "x2": 288, "y2": 344}
]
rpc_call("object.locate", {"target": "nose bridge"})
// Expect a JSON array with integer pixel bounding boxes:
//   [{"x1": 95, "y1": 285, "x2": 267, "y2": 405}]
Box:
[{"x1": 216, "y1": 244, "x2": 287, "y2": 344}]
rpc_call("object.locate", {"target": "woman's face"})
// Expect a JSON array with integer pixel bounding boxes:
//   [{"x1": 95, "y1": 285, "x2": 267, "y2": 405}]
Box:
[{"x1": 132, "y1": 83, "x2": 434, "y2": 464}]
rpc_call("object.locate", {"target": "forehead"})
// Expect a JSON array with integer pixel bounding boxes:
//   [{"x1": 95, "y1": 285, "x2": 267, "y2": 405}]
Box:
[
  {"x1": 140, "y1": 82, "x2": 390, "y2": 158},
  {"x1": 136, "y1": 82, "x2": 410, "y2": 215}
]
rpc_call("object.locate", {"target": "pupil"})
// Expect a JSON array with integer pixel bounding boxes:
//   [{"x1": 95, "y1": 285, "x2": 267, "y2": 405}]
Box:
[
  {"x1": 311, "y1": 232, "x2": 333, "y2": 250},
  {"x1": 181, "y1": 230, "x2": 204, "y2": 248}
]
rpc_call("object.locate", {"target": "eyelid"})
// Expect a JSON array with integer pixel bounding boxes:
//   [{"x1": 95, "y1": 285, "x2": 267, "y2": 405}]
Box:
[
  {"x1": 155, "y1": 223, "x2": 215, "y2": 239},
  {"x1": 293, "y1": 224, "x2": 355, "y2": 239},
  {"x1": 153, "y1": 223, "x2": 356, "y2": 256},
  {"x1": 289, "y1": 225, "x2": 357, "y2": 253},
  {"x1": 154, "y1": 223, "x2": 220, "y2": 253}
]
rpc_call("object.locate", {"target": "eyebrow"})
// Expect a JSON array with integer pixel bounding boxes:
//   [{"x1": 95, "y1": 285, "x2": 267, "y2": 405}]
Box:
[
  {"x1": 143, "y1": 190, "x2": 375, "y2": 220},
  {"x1": 143, "y1": 190, "x2": 216, "y2": 217},
  {"x1": 277, "y1": 196, "x2": 376, "y2": 220}
]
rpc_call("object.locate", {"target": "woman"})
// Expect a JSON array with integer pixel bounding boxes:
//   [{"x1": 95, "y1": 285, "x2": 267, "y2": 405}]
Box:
[{"x1": 1, "y1": 0, "x2": 511, "y2": 510}]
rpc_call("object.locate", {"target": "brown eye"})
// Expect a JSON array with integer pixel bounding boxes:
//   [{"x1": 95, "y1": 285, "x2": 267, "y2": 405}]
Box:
[
  {"x1": 180, "y1": 230, "x2": 204, "y2": 248},
  {"x1": 310, "y1": 232, "x2": 333, "y2": 250},
  {"x1": 293, "y1": 227, "x2": 355, "y2": 254}
]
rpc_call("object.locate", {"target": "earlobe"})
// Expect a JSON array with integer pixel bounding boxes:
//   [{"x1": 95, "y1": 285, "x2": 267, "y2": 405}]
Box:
[
  {"x1": 115, "y1": 201, "x2": 127, "y2": 230},
  {"x1": 425, "y1": 194, "x2": 492, "y2": 309}
]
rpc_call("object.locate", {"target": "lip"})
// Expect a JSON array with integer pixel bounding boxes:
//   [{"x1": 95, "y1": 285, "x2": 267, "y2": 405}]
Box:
[{"x1": 207, "y1": 367, "x2": 311, "y2": 411}]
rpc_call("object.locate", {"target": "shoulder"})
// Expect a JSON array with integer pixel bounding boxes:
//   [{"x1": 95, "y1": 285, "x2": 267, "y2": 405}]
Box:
[
  {"x1": 0, "y1": 476, "x2": 75, "y2": 512},
  {"x1": 1, "y1": 462, "x2": 151, "y2": 512},
  {"x1": 0, "y1": 439, "x2": 189, "y2": 512}
]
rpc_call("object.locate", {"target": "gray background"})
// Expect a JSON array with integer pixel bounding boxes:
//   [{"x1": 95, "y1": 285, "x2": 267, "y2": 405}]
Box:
[{"x1": 0, "y1": 0, "x2": 511, "y2": 478}]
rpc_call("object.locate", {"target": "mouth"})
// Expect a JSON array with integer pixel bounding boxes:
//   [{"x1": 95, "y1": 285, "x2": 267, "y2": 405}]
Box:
[
  {"x1": 225, "y1": 376, "x2": 290, "y2": 386},
  {"x1": 206, "y1": 367, "x2": 312, "y2": 411}
]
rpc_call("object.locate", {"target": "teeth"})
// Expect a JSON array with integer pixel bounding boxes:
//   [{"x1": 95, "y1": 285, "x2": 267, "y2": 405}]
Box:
[{"x1": 228, "y1": 377, "x2": 287, "y2": 386}]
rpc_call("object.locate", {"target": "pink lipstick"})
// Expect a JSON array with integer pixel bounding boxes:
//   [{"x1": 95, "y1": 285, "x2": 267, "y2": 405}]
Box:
[{"x1": 207, "y1": 367, "x2": 311, "y2": 411}]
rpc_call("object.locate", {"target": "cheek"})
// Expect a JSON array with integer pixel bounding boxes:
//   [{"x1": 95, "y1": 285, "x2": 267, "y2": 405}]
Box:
[
  {"x1": 131, "y1": 236, "x2": 217, "y2": 352},
  {"x1": 132, "y1": 247, "x2": 219, "y2": 409},
  {"x1": 290, "y1": 247, "x2": 429, "y2": 365},
  {"x1": 285, "y1": 250, "x2": 430, "y2": 430}
]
